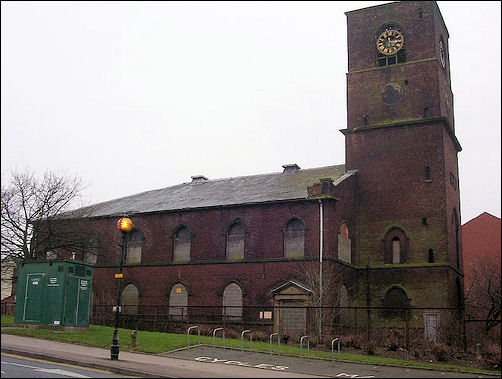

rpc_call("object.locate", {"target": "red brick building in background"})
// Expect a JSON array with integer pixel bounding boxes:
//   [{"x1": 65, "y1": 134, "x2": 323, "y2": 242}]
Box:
[
  {"x1": 462, "y1": 213, "x2": 501, "y2": 288},
  {"x1": 39, "y1": 1, "x2": 465, "y2": 341}
]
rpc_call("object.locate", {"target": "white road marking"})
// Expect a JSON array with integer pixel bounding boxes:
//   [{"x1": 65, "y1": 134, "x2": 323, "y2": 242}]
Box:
[
  {"x1": 336, "y1": 373, "x2": 375, "y2": 378},
  {"x1": 2, "y1": 360, "x2": 90, "y2": 377},
  {"x1": 35, "y1": 368, "x2": 90, "y2": 377}
]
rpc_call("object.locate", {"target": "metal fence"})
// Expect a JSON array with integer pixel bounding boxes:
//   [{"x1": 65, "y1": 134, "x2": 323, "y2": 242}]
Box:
[
  {"x1": 89, "y1": 303, "x2": 499, "y2": 352},
  {"x1": 2, "y1": 302, "x2": 499, "y2": 358}
]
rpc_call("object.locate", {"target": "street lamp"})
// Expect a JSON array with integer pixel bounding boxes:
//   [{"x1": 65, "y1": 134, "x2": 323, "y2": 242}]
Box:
[{"x1": 110, "y1": 216, "x2": 134, "y2": 360}]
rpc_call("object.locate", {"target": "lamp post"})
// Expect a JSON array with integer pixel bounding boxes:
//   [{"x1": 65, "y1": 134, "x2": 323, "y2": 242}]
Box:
[{"x1": 110, "y1": 216, "x2": 134, "y2": 360}]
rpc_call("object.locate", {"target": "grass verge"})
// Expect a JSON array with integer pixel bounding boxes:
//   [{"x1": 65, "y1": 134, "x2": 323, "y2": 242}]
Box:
[{"x1": 1, "y1": 315, "x2": 499, "y2": 376}]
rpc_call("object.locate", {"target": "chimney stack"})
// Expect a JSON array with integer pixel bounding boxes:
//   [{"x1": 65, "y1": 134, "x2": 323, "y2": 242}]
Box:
[{"x1": 282, "y1": 164, "x2": 300, "y2": 174}]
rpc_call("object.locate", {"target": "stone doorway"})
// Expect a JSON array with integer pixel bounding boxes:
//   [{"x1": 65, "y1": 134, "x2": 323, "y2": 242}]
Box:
[{"x1": 271, "y1": 280, "x2": 313, "y2": 343}]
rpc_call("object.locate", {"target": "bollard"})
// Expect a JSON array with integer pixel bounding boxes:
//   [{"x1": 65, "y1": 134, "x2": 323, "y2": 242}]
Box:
[
  {"x1": 331, "y1": 338, "x2": 341, "y2": 362},
  {"x1": 187, "y1": 326, "x2": 200, "y2": 347},
  {"x1": 300, "y1": 335, "x2": 310, "y2": 360},
  {"x1": 241, "y1": 330, "x2": 253, "y2": 352},
  {"x1": 213, "y1": 327, "x2": 225, "y2": 350},
  {"x1": 475, "y1": 343, "x2": 482, "y2": 360},
  {"x1": 131, "y1": 330, "x2": 137, "y2": 347},
  {"x1": 269, "y1": 333, "x2": 281, "y2": 355}
]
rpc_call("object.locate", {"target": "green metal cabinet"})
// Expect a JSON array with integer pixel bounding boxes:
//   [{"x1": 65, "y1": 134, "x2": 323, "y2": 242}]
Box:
[{"x1": 14, "y1": 260, "x2": 93, "y2": 327}]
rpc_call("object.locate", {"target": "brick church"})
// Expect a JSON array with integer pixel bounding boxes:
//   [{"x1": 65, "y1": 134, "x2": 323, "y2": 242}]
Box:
[{"x1": 61, "y1": 1, "x2": 464, "y2": 340}]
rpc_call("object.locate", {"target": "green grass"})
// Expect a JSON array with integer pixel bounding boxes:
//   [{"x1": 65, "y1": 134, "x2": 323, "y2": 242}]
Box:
[
  {"x1": 1, "y1": 315, "x2": 499, "y2": 376},
  {"x1": 1, "y1": 315, "x2": 14, "y2": 326}
]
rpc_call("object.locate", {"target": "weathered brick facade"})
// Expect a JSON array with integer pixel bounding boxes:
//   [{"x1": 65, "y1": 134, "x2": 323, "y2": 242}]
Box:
[{"x1": 51, "y1": 1, "x2": 465, "y2": 339}]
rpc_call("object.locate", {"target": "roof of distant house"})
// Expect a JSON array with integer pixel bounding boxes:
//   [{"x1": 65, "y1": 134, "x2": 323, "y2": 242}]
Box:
[{"x1": 462, "y1": 211, "x2": 501, "y2": 227}]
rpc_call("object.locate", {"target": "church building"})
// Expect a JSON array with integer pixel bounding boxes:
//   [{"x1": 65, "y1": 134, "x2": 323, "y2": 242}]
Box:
[{"x1": 63, "y1": 1, "x2": 464, "y2": 341}]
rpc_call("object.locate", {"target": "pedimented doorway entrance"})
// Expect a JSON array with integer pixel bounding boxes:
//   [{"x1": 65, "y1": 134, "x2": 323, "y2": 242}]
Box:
[{"x1": 271, "y1": 280, "x2": 313, "y2": 343}]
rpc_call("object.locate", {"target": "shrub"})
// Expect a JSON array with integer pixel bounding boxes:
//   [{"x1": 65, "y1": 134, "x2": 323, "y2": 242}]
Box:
[
  {"x1": 341, "y1": 334, "x2": 365, "y2": 349},
  {"x1": 384, "y1": 334, "x2": 399, "y2": 351},
  {"x1": 431, "y1": 342, "x2": 450, "y2": 362},
  {"x1": 252, "y1": 330, "x2": 268, "y2": 342},
  {"x1": 363, "y1": 339, "x2": 375, "y2": 355}
]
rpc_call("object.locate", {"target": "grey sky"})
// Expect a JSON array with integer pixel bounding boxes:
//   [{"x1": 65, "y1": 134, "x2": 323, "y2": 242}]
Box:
[{"x1": 1, "y1": 1, "x2": 500, "y2": 224}]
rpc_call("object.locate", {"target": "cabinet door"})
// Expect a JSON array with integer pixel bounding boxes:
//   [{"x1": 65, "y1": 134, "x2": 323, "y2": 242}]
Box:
[
  {"x1": 24, "y1": 273, "x2": 45, "y2": 322},
  {"x1": 63, "y1": 276, "x2": 78, "y2": 325},
  {"x1": 77, "y1": 278, "x2": 91, "y2": 325}
]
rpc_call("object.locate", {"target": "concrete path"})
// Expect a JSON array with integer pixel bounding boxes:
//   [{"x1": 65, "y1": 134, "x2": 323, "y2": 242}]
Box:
[
  {"x1": 1, "y1": 334, "x2": 321, "y2": 377},
  {"x1": 1, "y1": 334, "x2": 499, "y2": 378}
]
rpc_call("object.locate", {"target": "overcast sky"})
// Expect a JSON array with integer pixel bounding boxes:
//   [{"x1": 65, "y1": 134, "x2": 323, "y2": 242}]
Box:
[{"x1": 1, "y1": 1, "x2": 500, "y2": 224}]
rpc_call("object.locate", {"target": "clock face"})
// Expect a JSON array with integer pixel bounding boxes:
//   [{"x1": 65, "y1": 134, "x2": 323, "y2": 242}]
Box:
[
  {"x1": 376, "y1": 29, "x2": 404, "y2": 55},
  {"x1": 439, "y1": 39, "x2": 446, "y2": 68}
]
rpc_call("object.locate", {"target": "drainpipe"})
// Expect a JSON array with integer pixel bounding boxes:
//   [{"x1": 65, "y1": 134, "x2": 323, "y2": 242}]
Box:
[{"x1": 319, "y1": 199, "x2": 323, "y2": 340}]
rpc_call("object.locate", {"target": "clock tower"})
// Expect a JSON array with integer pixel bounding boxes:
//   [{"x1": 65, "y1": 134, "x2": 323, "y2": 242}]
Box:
[{"x1": 342, "y1": 1, "x2": 463, "y2": 308}]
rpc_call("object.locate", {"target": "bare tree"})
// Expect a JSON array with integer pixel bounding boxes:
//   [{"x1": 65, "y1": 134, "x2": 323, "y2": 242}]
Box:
[
  {"x1": 298, "y1": 261, "x2": 354, "y2": 343},
  {"x1": 1, "y1": 169, "x2": 92, "y2": 266},
  {"x1": 464, "y1": 256, "x2": 501, "y2": 333}
]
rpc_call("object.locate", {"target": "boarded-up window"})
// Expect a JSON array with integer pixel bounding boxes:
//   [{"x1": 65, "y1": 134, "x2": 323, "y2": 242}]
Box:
[
  {"x1": 392, "y1": 238, "x2": 401, "y2": 263},
  {"x1": 126, "y1": 230, "x2": 143, "y2": 264},
  {"x1": 453, "y1": 209, "x2": 460, "y2": 269},
  {"x1": 424, "y1": 312, "x2": 440, "y2": 342},
  {"x1": 173, "y1": 226, "x2": 191, "y2": 262},
  {"x1": 284, "y1": 218, "x2": 305, "y2": 258},
  {"x1": 226, "y1": 223, "x2": 244, "y2": 260},
  {"x1": 169, "y1": 283, "x2": 188, "y2": 320},
  {"x1": 121, "y1": 283, "x2": 139, "y2": 315},
  {"x1": 223, "y1": 283, "x2": 243, "y2": 321},
  {"x1": 338, "y1": 285, "x2": 350, "y2": 326},
  {"x1": 280, "y1": 300, "x2": 306, "y2": 341},
  {"x1": 382, "y1": 286, "x2": 410, "y2": 320},
  {"x1": 384, "y1": 228, "x2": 407, "y2": 264},
  {"x1": 337, "y1": 223, "x2": 351, "y2": 263},
  {"x1": 83, "y1": 236, "x2": 98, "y2": 264}
]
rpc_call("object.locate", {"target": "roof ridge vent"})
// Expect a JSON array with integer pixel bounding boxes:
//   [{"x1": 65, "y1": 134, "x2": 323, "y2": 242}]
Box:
[
  {"x1": 282, "y1": 164, "x2": 301, "y2": 174},
  {"x1": 191, "y1": 175, "x2": 208, "y2": 184}
]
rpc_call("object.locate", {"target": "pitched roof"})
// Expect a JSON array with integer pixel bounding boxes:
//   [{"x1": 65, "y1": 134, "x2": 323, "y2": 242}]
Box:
[
  {"x1": 76, "y1": 164, "x2": 351, "y2": 218},
  {"x1": 462, "y1": 211, "x2": 501, "y2": 227}
]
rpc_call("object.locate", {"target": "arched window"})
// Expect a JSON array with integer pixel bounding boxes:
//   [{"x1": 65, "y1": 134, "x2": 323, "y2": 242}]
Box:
[
  {"x1": 169, "y1": 283, "x2": 188, "y2": 320},
  {"x1": 376, "y1": 24, "x2": 406, "y2": 67},
  {"x1": 226, "y1": 222, "x2": 244, "y2": 260},
  {"x1": 83, "y1": 236, "x2": 98, "y2": 264},
  {"x1": 126, "y1": 230, "x2": 143, "y2": 264},
  {"x1": 338, "y1": 222, "x2": 351, "y2": 263},
  {"x1": 382, "y1": 286, "x2": 410, "y2": 320},
  {"x1": 384, "y1": 228, "x2": 408, "y2": 264},
  {"x1": 428, "y1": 248, "x2": 435, "y2": 263},
  {"x1": 439, "y1": 35, "x2": 447, "y2": 70},
  {"x1": 284, "y1": 218, "x2": 306, "y2": 258},
  {"x1": 121, "y1": 283, "x2": 139, "y2": 315},
  {"x1": 455, "y1": 276, "x2": 463, "y2": 309},
  {"x1": 453, "y1": 209, "x2": 460, "y2": 269},
  {"x1": 425, "y1": 166, "x2": 431, "y2": 181},
  {"x1": 173, "y1": 226, "x2": 191, "y2": 262},
  {"x1": 392, "y1": 237, "x2": 401, "y2": 263},
  {"x1": 222, "y1": 282, "x2": 243, "y2": 321},
  {"x1": 338, "y1": 285, "x2": 350, "y2": 327}
]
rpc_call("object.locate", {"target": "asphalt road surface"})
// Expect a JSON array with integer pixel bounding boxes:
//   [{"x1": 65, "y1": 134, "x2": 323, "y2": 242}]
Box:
[
  {"x1": 165, "y1": 346, "x2": 499, "y2": 378},
  {"x1": 1, "y1": 353, "x2": 126, "y2": 378}
]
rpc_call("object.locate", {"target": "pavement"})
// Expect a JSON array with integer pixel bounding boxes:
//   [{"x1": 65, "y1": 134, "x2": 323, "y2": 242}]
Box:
[{"x1": 1, "y1": 333, "x2": 500, "y2": 378}]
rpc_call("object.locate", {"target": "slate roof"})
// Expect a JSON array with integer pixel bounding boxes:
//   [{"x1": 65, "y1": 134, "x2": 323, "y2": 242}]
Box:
[{"x1": 77, "y1": 164, "x2": 352, "y2": 218}]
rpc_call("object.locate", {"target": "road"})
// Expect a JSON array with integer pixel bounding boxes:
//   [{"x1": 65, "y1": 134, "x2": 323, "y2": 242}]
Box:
[{"x1": 1, "y1": 353, "x2": 125, "y2": 378}]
